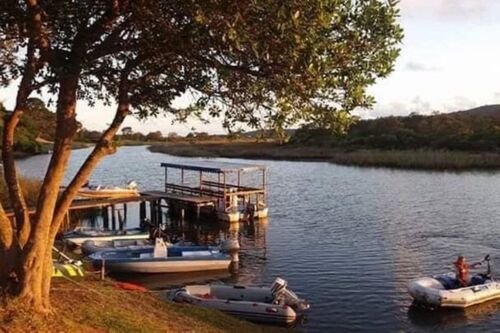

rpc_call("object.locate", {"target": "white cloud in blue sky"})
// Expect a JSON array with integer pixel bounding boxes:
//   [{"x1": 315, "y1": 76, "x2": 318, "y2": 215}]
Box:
[{"x1": 2, "y1": 1, "x2": 500, "y2": 134}]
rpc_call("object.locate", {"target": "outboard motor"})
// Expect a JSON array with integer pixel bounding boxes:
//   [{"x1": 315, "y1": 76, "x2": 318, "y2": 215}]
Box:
[
  {"x1": 271, "y1": 277, "x2": 288, "y2": 294},
  {"x1": 271, "y1": 277, "x2": 310, "y2": 311}
]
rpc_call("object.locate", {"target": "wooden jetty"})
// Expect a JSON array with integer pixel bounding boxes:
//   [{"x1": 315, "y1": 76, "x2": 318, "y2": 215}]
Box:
[{"x1": 5, "y1": 161, "x2": 268, "y2": 227}]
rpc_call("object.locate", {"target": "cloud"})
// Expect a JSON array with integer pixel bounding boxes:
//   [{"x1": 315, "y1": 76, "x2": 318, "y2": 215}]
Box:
[
  {"x1": 400, "y1": 0, "x2": 491, "y2": 20},
  {"x1": 405, "y1": 62, "x2": 440, "y2": 72},
  {"x1": 355, "y1": 95, "x2": 481, "y2": 119}
]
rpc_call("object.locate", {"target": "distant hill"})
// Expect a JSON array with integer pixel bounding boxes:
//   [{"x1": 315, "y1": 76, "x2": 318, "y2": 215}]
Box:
[
  {"x1": 451, "y1": 104, "x2": 500, "y2": 117},
  {"x1": 291, "y1": 104, "x2": 500, "y2": 151}
]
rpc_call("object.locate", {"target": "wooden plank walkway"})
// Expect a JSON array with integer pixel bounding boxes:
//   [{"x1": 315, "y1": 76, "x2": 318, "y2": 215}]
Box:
[
  {"x1": 141, "y1": 191, "x2": 217, "y2": 206},
  {"x1": 4, "y1": 194, "x2": 157, "y2": 218}
]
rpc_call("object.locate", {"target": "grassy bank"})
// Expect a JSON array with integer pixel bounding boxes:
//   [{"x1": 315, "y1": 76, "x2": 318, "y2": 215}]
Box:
[
  {"x1": 148, "y1": 142, "x2": 337, "y2": 160},
  {"x1": 148, "y1": 142, "x2": 500, "y2": 171},
  {"x1": 1, "y1": 276, "x2": 290, "y2": 333},
  {"x1": 0, "y1": 176, "x2": 42, "y2": 209}
]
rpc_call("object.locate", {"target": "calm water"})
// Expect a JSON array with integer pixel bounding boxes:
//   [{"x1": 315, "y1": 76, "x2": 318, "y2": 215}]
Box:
[{"x1": 17, "y1": 146, "x2": 500, "y2": 332}]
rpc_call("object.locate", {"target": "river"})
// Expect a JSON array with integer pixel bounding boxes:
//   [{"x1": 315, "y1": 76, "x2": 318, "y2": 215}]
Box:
[{"x1": 16, "y1": 146, "x2": 500, "y2": 332}]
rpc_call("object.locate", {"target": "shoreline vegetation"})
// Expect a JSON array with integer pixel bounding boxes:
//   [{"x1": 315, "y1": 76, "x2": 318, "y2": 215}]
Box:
[
  {"x1": 148, "y1": 142, "x2": 500, "y2": 171},
  {"x1": 0, "y1": 276, "x2": 289, "y2": 333}
]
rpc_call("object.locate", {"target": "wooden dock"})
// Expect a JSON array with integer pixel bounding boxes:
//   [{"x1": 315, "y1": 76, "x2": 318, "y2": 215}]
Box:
[{"x1": 5, "y1": 161, "x2": 269, "y2": 227}]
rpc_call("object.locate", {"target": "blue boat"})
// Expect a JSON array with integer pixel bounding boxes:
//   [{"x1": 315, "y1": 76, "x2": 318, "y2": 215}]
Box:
[{"x1": 89, "y1": 239, "x2": 231, "y2": 273}]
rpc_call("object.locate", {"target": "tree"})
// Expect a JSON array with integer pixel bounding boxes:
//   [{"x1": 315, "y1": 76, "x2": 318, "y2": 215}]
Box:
[
  {"x1": 121, "y1": 126, "x2": 133, "y2": 136},
  {"x1": 145, "y1": 131, "x2": 163, "y2": 141},
  {"x1": 0, "y1": 0, "x2": 402, "y2": 312}
]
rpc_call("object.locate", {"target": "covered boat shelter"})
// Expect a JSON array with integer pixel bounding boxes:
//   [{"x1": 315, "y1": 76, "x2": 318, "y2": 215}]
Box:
[{"x1": 157, "y1": 161, "x2": 268, "y2": 222}]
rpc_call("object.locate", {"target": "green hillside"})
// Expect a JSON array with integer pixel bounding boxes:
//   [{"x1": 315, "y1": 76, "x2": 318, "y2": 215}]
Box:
[
  {"x1": 292, "y1": 105, "x2": 500, "y2": 151},
  {"x1": 0, "y1": 98, "x2": 58, "y2": 154}
]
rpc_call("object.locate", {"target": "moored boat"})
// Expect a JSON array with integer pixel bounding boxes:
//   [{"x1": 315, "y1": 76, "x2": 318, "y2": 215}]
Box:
[
  {"x1": 82, "y1": 237, "x2": 240, "y2": 255},
  {"x1": 89, "y1": 239, "x2": 231, "y2": 273},
  {"x1": 63, "y1": 227, "x2": 149, "y2": 247},
  {"x1": 77, "y1": 181, "x2": 139, "y2": 199},
  {"x1": 408, "y1": 255, "x2": 500, "y2": 308},
  {"x1": 171, "y1": 278, "x2": 309, "y2": 325}
]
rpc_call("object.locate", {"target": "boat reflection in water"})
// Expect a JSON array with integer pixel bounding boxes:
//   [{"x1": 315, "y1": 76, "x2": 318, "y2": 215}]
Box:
[{"x1": 408, "y1": 300, "x2": 500, "y2": 331}]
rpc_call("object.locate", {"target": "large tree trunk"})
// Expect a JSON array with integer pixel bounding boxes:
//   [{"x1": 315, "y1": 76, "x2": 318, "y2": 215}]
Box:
[
  {"x1": 13, "y1": 73, "x2": 79, "y2": 311},
  {"x1": 0, "y1": 205, "x2": 20, "y2": 295}
]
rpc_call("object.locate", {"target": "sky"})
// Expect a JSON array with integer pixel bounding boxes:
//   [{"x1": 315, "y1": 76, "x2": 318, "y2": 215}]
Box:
[{"x1": 1, "y1": 0, "x2": 500, "y2": 135}]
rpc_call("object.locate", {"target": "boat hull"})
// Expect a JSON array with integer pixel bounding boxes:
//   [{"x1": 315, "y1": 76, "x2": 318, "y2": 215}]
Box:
[
  {"x1": 93, "y1": 257, "x2": 231, "y2": 273},
  {"x1": 408, "y1": 274, "x2": 500, "y2": 308}
]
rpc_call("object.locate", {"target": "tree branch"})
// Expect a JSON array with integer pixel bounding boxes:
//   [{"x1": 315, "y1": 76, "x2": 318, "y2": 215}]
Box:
[
  {"x1": 1, "y1": 40, "x2": 39, "y2": 248},
  {"x1": 0, "y1": 203, "x2": 14, "y2": 251},
  {"x1": 49, "y1": 71, "x2": 132, "y2": 238}
]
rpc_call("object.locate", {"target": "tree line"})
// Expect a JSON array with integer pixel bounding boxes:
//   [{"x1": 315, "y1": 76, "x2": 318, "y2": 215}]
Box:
[{"x1": 292, "y1": 106, "x2": 500, "y2": 151}]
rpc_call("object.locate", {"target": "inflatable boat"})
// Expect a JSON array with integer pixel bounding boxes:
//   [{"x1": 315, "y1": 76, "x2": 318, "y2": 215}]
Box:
[
  {"x1": 89, "y1": 239, "x2": 231, "y2": 273},
  {"x1": 408, "y1": 255, "x2": 500, "y2": 308},
  {"x1": 63, "y1": 227, "x2": 149, "y2": 247},
  {"x1": 171, "y1": 278, "x2": 309, "y2": 325}
]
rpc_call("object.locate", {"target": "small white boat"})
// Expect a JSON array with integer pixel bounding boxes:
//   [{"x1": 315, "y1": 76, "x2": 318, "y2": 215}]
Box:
[
  {"x1": 408, "y1": 255, "x2": 500, "y2": 308},
  {"x1": 89, "y1": 239, "x2": 231, "y2": 274},
  {"x1": 77, "y1": 181, "x2": 139, "y2": 199},
  {"x1": 172, "y1": 278, "x2": 309, "y2": 325},
  {"x1": 63, "y1": 227, "x2": 149, "y2": 247}
]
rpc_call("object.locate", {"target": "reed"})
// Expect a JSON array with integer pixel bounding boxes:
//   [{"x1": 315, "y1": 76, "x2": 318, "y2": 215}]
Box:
[
  {"x1": 149, "y1": 143, "x2": 500, "y2": 171},
  {"x1": 0, "y1": 176, "x2": 42, "y2": 209},
  {"x1": 329, "y1": 150, "x2": 500, "y2": 170}
]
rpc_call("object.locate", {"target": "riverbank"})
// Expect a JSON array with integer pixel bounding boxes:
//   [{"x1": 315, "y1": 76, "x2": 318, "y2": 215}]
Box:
[
  {"x1": 148, "y1": 142, "x2": 500, "y2": 170},
  {"x1": 1, "y1": 276, "x2": 290, "y2": 333}
]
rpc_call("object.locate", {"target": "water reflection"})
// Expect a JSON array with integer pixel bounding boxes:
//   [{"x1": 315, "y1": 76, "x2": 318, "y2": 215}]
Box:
[
  {"x1": 18, "y1": 146, "x2": 500, "y2": 332},
  {"x1": 408, "y1": 301, "x2": 500, "y2": 332}
]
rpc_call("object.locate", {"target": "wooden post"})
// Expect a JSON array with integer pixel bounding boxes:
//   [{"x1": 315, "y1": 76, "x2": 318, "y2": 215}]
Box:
[
  {"x1": 111, "y1": 205, "x2": 116, "y2": 230},
  {"x1": 103, "y1": 206, "x2": 109, "y2": 229},
  {"x1": 199, "y1": 171, "x2": 202, "y2": 195},
  {"x1": 157, "y1": 200, "x2": 163, "y2": 224},
  {"x1": 150, "y1": 200, "x2": 156, "y2": 226},
  {"x1": 237, "y1": 170, "x2": 241, "y2": 187},
  {"x1": 181, "y1": 168, "x2": 184, "y2": 185},
  {"x1": 140, "y1": 201, "x2": 146, "y2": 228},
  {"x1": 223, "y1": 172, "x2": 227, "y2": 211},
  {"x1": 123, "y1": 203, "x2": 128, "y2": 227}
]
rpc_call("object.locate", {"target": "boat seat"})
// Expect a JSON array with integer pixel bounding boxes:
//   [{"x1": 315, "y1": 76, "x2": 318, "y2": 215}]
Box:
[{"x1": 435, "y1": 275, "x2": 458, "y2": 290}]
